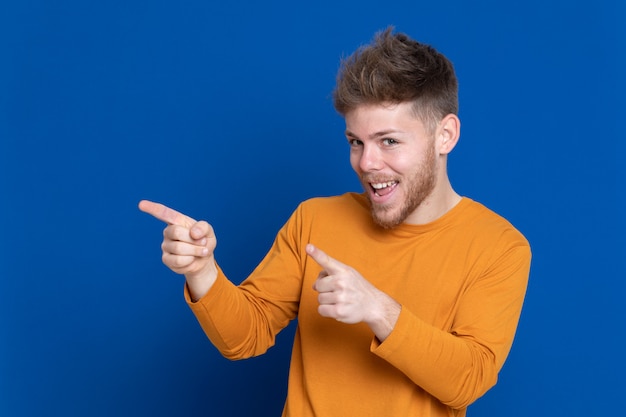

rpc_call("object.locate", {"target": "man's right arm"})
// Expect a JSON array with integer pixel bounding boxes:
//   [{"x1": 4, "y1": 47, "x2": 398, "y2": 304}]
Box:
[{"x1": 138, "y1": 200, "x2": 218, "y2": 301}]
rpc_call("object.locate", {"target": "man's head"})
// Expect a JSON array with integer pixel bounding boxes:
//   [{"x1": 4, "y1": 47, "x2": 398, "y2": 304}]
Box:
[
  {"x1": 333, "y1": 27, "x2": 458, "y2": 134},
  {"x1": 335, "y1": 28, "x2": 461, "y2": 228}
]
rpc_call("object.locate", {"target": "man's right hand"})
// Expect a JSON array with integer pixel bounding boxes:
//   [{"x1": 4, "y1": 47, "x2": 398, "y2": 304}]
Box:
[{"x1": 138, "y1": 200, "x2": 218, "y2": 301}]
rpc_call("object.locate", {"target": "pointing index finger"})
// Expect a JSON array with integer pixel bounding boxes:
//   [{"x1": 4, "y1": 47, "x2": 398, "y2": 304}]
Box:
[
  {"x1": 306, "y1": 244, "x2": 344, "y2": 273},
  {"x1": 138, "y1": 200, "x2": 197, "y2": 227}
]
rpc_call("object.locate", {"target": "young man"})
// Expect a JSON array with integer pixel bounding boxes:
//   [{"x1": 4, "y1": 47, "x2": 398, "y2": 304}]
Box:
[{"x1": 139, "y1": 28, "x2": 531, "y2": 417}]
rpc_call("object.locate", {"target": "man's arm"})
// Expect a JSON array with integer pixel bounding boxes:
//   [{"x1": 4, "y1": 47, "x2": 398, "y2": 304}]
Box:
[
  {"x1": 371, "y1": 242, "x2": 531, "y2": 408},
  {"x1": 306, "y1": 240, "x2": 530, "y2": 409},
  {"x1": 139, "y1": 199, "x2": 301, "y2": 359}
]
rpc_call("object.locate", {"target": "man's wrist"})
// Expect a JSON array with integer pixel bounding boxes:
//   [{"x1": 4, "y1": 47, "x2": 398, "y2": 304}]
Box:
[
  {"x1": 368, "y1": 296, "x2": 401, "y2": 342},
  {"x1": 186, "y1": 261, "x2": 219, "y2": 302}
]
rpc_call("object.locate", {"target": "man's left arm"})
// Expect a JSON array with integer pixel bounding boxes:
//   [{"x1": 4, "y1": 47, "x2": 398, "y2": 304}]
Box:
[
  {"x1": 373, "y1": 242, "x2": 531, "y2": 408},
  {"x1": 307, "y1": 241, "x2": 531, "y2": 409}
]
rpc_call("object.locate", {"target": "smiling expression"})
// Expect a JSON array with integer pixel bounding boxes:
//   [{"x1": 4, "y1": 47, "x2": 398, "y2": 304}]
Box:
[{"x1": 345, "y1": 102, "x2": 440, "y2": 229}]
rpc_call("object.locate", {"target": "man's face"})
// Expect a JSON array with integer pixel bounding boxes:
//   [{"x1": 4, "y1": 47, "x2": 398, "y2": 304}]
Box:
[{"x1": 345, "y1": 102, "x2": 439, "y2": 229}]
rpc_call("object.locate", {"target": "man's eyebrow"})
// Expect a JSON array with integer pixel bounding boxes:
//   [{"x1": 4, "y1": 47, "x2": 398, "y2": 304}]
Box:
[{"x1": 345, "y1": 129, "x2": 401, "y2": 139}]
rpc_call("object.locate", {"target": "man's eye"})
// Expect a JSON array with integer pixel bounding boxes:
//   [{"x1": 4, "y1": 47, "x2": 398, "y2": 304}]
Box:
[
  {"x1": 349, "y1": 139, "x2": 363, "y2": 146},
  {"x1": 383, "y1": 138, "x2": 398, "y2": 145}
]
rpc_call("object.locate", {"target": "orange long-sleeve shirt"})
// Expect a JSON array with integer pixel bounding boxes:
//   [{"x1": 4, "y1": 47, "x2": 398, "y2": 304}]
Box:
[{"x1": 186, "y1": 193, "x2": 531, "y2": 417}]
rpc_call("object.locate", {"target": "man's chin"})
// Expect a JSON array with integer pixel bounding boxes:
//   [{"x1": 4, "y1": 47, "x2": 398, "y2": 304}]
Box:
[{"x1": 371, "y1": 208, "x2": 404, "y2": 229}]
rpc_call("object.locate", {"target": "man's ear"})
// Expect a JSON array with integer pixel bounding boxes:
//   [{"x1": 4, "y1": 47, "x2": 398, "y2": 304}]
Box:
[{"x1": 437, "y1": 114, "x2": 461, "y2": 155}]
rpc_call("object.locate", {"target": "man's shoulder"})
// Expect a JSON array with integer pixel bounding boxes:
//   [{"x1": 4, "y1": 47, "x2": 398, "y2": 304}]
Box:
[{"x1": 459, "y1": 198, "x2": 530, "y2": 248}]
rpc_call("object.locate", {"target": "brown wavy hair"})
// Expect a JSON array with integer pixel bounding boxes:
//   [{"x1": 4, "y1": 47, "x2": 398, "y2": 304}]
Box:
[{"x1": 333, "y1": 27, "x2": 458, "y2": 132}]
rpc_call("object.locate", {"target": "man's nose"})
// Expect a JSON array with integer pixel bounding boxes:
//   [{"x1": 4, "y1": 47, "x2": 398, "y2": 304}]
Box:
[{"x1": 359, "y1": 145, "x2": 384, "y2": 172}]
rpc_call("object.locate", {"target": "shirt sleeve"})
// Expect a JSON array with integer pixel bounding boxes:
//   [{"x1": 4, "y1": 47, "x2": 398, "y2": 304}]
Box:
[
  {"x1": 185, "y1": 207, "x2": 305, "y2": 360},
  {"x1": 371, "y1": 240, "x2": 531, "y2": 409}
]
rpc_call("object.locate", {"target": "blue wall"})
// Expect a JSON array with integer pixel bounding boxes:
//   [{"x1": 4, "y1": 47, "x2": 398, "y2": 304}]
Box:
[{"x1": 1, "y1": 1, "x2": 624, "y2": 415}]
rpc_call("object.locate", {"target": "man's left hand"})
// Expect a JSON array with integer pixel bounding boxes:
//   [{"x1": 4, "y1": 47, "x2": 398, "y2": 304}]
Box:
[{"x1": 306, "y1": 243, "x2": 401, "y2": 341}]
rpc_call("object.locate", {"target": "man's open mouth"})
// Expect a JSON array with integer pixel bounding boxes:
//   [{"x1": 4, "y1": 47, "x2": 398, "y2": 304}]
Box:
[{"x1": 370, "y1": 181, "x2": 398, "y2": 197}]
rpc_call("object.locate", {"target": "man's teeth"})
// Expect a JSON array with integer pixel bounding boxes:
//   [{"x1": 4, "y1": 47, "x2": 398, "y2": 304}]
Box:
[{"x1": 371, "y1": 181, "x2": 396, "y2": 190}]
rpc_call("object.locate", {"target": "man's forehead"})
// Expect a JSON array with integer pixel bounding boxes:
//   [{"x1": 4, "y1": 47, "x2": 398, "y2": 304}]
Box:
[{"x1": 344, "y1": 103, "x2": 426, "y2": 137}]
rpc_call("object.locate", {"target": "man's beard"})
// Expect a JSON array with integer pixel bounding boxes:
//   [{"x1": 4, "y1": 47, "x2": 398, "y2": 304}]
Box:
[{"x1": 366, "y1": 146, "x2": 437, "y2": 229}]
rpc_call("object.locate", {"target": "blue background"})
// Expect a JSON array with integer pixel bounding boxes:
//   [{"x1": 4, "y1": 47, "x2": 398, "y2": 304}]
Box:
[{"x1": 1, "y1": 1, "x2": 624, "y2": 416}]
